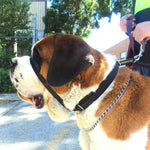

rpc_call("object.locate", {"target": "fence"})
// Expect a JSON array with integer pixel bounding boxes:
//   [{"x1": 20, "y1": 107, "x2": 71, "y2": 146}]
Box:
[{"x1": 0, "y1": 17, "x2": 39, "y2": 57}]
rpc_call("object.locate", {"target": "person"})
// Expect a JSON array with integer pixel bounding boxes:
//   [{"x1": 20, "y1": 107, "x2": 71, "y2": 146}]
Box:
[{"x1": 119, "y1": 0, "x2": 150, "y2": 77}]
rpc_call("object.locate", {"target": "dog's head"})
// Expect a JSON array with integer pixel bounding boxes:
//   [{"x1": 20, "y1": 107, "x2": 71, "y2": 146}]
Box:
[{"x1": 10, "y1": 33, "x2": 108, "y2": 115}]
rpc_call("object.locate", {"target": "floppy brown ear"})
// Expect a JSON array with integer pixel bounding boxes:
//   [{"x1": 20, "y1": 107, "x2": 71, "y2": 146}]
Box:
[{"x1": 47, "y1": 34, "x2": 94, "y2": 87}]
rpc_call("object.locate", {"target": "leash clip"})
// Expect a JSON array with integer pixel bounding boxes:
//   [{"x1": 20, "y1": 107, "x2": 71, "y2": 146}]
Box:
[{"x1": 133, "y1": 40, "x2": 145, "y2": 63}]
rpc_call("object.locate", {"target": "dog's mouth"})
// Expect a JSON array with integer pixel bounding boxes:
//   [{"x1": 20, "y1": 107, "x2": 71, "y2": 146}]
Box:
[{"x1": 18, "y1": 93, "x2": 44, "y2": 109}]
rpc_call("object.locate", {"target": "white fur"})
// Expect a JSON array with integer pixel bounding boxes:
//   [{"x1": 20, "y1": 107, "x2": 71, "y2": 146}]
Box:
[
  {"x1": 79, "y1": 124, "x2": 148, "y2": 150},
  {"x1": 85, "y1": 54, "x2": 95, "y2": 65},
  {"x1": 44, "y1": 90, "x2": 70, "y2": 122},
  {"x1": 102, "y1": 52, "x2": 117, "y2": 79}
]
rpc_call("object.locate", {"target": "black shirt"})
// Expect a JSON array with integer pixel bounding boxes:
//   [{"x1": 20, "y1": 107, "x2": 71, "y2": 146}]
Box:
[{"x1": 134, "y1": 8, "x2": 150, "y2": 67}]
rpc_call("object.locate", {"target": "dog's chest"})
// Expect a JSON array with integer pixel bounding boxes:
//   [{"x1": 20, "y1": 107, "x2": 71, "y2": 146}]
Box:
[{"x1": 75, "y1": 89, "x2": 149, "y2": 150}]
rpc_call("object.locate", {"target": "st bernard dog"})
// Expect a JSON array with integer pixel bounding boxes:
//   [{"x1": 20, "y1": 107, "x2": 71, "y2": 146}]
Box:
[{"x1": 10, "y1": 33, "x2": 150, "y2": 150}]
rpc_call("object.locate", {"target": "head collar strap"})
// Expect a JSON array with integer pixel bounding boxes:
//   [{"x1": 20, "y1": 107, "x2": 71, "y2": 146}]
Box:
[
  {"x1": 30, "y1": 57, "x2": 119, "y2": 112},
  {"x1": 30, "y1": 57, "x2": 70, "y2": 111}
]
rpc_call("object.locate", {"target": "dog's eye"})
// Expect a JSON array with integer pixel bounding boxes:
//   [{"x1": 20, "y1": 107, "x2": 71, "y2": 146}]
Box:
[
  {"x1": 11, "y1": 59, "x2": 18, "y2": 68},
  {"x1": 20, "y1": 73, "x2": 23, "y2": 79}
]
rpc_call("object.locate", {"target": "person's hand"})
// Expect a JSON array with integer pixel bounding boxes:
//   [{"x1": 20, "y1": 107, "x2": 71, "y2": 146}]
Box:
[
  {"x1": 132, "y1": 21, "x2": 150, "y2": 44},
  {"x1": 120, "y1": 14, "x2": 136, "y2": 33}
]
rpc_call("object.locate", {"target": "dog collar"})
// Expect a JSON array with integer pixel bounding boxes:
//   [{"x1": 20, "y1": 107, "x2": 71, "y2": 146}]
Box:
[
  {"x1": 73, "y1": 62, "x2": 119, "y2": 111},
  {"x1": 30, "y1": 57, "x2": 119, "y2": 112}
]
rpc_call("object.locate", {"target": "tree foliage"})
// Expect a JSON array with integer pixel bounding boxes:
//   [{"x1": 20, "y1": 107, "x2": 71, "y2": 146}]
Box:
[
  {"x1": 111, "y1": 0, "x2": 133, "y2": 16},
  {"x1": 0, "y1": 0, "x2": 31, "y2": 36},
  {"x1": 44, "y1": 0, "x2": 133, "y2": 37},
  {"x1": 0, "y1": 0, "x2": 32, "y2": 93},
  {"x1": 0, "y1": 47, "x2": 16, "y2": 93},
  {"x1": 0, "y1": 0, "x2": 31, "y2": 49},
  {"x1": 43, "y1": 0, "x2": 99, "y2": 37}
]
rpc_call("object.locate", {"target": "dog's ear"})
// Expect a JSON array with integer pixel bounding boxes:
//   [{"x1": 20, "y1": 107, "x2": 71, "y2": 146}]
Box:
[{"x1": 47, "y1": 34, "x2": 94, "y2": 87}]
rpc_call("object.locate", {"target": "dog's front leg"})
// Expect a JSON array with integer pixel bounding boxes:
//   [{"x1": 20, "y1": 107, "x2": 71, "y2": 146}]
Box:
[{"x1": 79, "y1": 130, "x2": 91, "y2": 150}]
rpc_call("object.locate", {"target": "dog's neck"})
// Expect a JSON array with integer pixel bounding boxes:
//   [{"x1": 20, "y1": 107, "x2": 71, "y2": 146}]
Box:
[
  {"x1": 45, "y1": 53, "x2": 117, "y2": 126},
  {"x1": 62, "y1": 53, "x2": 117, "y2": 112},
  {"x1": 75, "y1": 81, "x2": 115, "y2": 130},
  {"x1": 62, "y1": 84, "x2": 99, "y2": 111}
]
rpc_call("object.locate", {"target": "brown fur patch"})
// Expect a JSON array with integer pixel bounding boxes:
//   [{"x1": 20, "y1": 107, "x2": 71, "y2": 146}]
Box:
[
  {"x1": 34, "y1": 35, "x2": 55, "y2": 80},
  {"x1": 96, "y1": 67, "x2": 150, "y2": 141},
  {"x1": 35, "y1": 35, "x2": 55, "y2": 64}
]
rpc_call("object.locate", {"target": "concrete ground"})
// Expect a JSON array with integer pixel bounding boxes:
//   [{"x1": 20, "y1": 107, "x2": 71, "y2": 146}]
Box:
[{"x1": 0, "y1": 94, "x2": 81, "y2": 150}]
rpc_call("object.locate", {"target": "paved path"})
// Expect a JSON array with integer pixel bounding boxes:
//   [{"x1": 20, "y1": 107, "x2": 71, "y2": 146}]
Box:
[
  {"x1": 0, "y1": 94, "x2": 81, "y2": 150},
  {"x1": 0, "y1": 93, "x2": 20, "y2": 101}
]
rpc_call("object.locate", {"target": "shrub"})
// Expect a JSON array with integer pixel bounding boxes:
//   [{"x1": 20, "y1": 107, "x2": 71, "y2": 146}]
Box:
[
  {"x1": 0, "y1": 47, "x2": 16, "y2": 93},
  {"x1": 0, "y1": 68, "x2": 16, "y2": 93}
]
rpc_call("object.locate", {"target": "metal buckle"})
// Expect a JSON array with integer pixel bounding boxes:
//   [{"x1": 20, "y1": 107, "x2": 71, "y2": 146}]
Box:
[{"x1": 77, "y1": 104, "x2": 84, "y2": 111}]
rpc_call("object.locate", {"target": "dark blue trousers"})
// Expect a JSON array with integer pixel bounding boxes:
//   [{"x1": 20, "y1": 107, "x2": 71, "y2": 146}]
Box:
[{"x1": 132, "y1": 64, "x2": 150, "y2": 77}]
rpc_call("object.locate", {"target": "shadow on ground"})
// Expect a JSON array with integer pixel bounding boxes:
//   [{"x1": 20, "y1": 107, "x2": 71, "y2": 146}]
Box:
[{"x1": 0, "y1": 101, "x2": 81, "y2": 150}]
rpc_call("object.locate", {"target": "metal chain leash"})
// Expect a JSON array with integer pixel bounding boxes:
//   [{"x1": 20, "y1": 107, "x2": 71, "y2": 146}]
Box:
[{"x1": 85, "y1": 78, "x2": 130, "y2": 132}]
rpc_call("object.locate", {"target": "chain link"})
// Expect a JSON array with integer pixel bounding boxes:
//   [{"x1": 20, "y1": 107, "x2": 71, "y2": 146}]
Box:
[{"x1": 85, "y1": 78, "x2": 130, "y2": 132}]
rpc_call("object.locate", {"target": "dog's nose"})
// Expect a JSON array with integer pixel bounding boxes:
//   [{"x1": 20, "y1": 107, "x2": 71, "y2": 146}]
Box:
[{"x1": 11, "y1": 58, "x2": 18, "y2": 73}]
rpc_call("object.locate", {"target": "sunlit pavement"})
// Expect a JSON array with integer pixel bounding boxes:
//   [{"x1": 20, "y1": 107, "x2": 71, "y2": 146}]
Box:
[{"x1": 0, "y1": 100, "x2": 81, "y2": 150}]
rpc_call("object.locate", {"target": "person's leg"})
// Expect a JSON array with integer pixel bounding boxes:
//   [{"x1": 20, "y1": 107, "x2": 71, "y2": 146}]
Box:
[
  {"x1": 132, "y1": 64, "x2": 143, "y2": 74},
  {"x1": 141, "y1": 66, "x2": 150, "y2": 77},
  {"x1": 132, "y1": 64, "x2": 150, "y2": 77}
]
